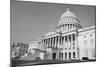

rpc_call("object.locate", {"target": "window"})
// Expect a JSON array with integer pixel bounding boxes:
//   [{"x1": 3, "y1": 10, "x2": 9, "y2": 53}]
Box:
[
  {"x1": 69, "y1": 35, "x2": 71, "y2": 42},
  {"x1": 72, "y1": 34, "x2": 75, "y2": 41},
  {"x1": 59, "y1": 53, "x2": 61, "y2": 59},
  {"x1": 65, "y1": 53, "x2": 67, "y2": 59},
  {"x1": 62, "y1": 53, "x2": 63, "y2": 59},
  {"x1": 69, "y1": 52, "x2": 71, "y2": 59},
  {"x1": 73, "y1": 52, "x2": 75, "y2": 58}
]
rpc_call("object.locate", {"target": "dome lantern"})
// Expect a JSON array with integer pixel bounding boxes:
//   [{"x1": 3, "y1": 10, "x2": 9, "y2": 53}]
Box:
[{"x1": 61, "y1": 8, "x2": 76, "y2": 19}]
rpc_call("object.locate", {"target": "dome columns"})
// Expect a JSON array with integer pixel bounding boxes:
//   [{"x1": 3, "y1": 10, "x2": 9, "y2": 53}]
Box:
[{"x1": 58, "y1": 24, "x2": 77, "y2": 32}]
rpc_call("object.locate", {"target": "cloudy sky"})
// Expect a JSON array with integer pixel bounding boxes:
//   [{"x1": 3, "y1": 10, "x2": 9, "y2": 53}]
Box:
[{"x1": 11, "y1": 0, "x2": 96, "y2": 43}]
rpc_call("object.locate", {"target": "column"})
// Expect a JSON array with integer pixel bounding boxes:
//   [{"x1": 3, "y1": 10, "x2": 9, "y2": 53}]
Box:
[
  {"x1": 75, "y1": 33, "x2": 78, "y2": 59},
  {"x1": 43, "y1": 39, "x2": 45, "y2": 50},
  {"x1": 63, "y1": 25, "x2": 64, "y2": 31},
  {"x1": 73, "y1": 25, "x2": 74, "y2": 29},
  {"x1": 58, "y1": 36, "x2": 60, "y2": 48},
  {"x1": 49, "y1": 38, "x2": 51, "y2": 47},
  {"x1": 69, "y1": 24, "x2": 71, "y2": 30},
  {"x1": 46, "y1": 39, "x2": 47, "y2": 47},
  {"x1": 60, "y1": 36, "x2": 62, "y2": 49},
  {"x1": 63, "y1": 25, "x2": 65, "y2": 31},
  {"x1": 65, "y1": 24, "x2": 67, "y2": 31},
  {"x1": 67, "y1": 52, "x2": 69, "y2": 60},
  {"x1": 53, "y1": 37, "x2": 55, "y2": 47},
  {"x1": 43, "y1": 39, "x2": 45, "y2": 48},
  {"x1": 69, "y1": 24, "x2": 70, "y2": 30},
  {"x1": 75, "y1": 34, "x2": 77, "y2": 49},
  {"x1": 63, "y1": 36, "x2": 65, "y2": 49},
  {"x1": 66, "y1": 24, "x2": 68, "y2": 31},
  {"x1": 48, "y1": 38, "x2": 49, "y2": 47},
  {"x1": 66, "y1": 36, "x2": 67, "y2": 49},
  {"x1": 64, "y1": 24, "x2": 66, "y2": 31},
  {"x1": 71, "y1": 34, "x2": 73, "y2": 49},
  {"x1": 71, "y1": 52, "x2": 73, "y2": 59},
  {"x1": 54, "y1": 37, "x2": 55, "y2": 47},
  {"x1": 63, "y1": 52, "x2": 65, "y2": 60},
  {"x1": 47, "y1": 39, "x2": 49, "y2": 47},
  {"x1": 51, "y1": 38, "x2": 52, "y2": 47},
  {"x1": 42, "y1": 40, "x2": 44, "y2": 50},
  {"x1": 72, "y1": 24, "x2": 74, "y2": 29},
  {"x1": 49, "y1": 38, "x2": 50, "y2": 47},
  {"x1": 62, "y1": 37, "x2": 64, "y2": 49},
  {"x1": 44, "y1": 39, "x2": 45, "y2": 47},
  {"x1": 55, "y1": 37, "x2": 56, "y2": 48},
  {"x1": 52, "y1": 37, "x2": 54, "y2": 47},
  {"x1": 51, "y1": 38, "x2": 53, "y2": 47},
  {"x1": 67, "y1": 35, "x2": 69, "y2": 49}
]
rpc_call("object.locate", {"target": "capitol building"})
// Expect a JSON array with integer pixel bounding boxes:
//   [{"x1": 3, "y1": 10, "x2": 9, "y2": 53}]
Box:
[{"x1": 28, "y1": 8, "x2": 96, "y2": 61}]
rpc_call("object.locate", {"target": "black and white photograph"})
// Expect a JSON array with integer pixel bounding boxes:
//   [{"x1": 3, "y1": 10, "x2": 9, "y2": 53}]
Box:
[{"x1": 11, "y1": 0, "x2": 96, "y2": 67}]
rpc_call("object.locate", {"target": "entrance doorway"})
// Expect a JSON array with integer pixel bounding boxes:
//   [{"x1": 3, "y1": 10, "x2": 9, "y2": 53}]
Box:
[
  {"x1": 82, "y1": 57, "x2": 89, "y2": 60},
  {"x1": 52, "y1": 53, "x2": 56, "y2": 60}
]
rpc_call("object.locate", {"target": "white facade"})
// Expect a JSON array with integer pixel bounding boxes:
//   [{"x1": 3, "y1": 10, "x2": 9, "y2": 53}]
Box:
[
  {"x1": 28, "y1": 41, "x2": 45, "y2": 60},
  {"x1": 32, "y1": 8, "x2": 96, "y2": 61},
  {"x1": 78, "y1": 26, "x2": 95, "y2": 60}
]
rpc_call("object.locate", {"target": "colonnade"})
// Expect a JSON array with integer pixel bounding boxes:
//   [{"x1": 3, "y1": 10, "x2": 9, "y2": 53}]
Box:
[
  {"x1": 60, "y1": 24, "x2": 76, "y2": 31},
  {"x1": 41, "y1": 33, "x2": 77, "y2": 49}
]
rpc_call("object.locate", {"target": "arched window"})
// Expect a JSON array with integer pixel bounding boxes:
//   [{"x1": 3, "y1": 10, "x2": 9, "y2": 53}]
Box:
[
  {"x1": 62, "y1": 53, "x2": 63, "y2": 59},
  {"x1": 59, "y1": 53, "x2": 61, "y2": 59},
  {"x1": 65, "y1": 52, "x2": 67, "y2": 59},
  {"x1": 69, "y1": 52, "x2": 71, "y2": 59},
  {"x1": 73, "y1": 52, "x2": 75, "y2": 58}
]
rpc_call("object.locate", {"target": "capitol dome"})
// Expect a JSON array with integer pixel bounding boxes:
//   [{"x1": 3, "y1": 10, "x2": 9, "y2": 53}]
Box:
[
  {"x1": 58, "y1": 8, "x2": 79, "y2": 26},
  {"x1": 56, "y1": 8, "x2": 82, "y2": 32}
]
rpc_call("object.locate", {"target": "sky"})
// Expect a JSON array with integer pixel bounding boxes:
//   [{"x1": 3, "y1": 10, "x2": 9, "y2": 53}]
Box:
[{"x1": 11, "y1": 0, "x2": 96, "y2": 43}]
